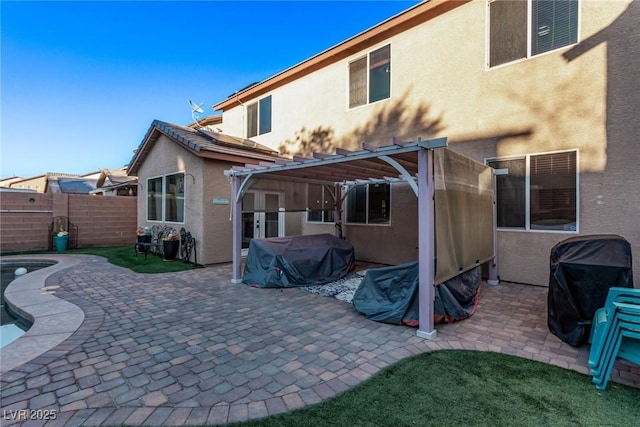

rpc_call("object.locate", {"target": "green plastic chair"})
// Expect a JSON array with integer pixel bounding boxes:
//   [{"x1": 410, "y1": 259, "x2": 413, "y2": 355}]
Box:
[
  {"x1": 588, "y1": 288, "x2": 640, "y2": 370},
  {"x1": 592, "y1": 324, "x2": 640, "y2": 390},
  {"x1": 590, "y1": 309, "x2": 640, "y2": 377},
  {"x1": 590, "y1": 287, "x2": 640, "y2": 345},
  {"x1": 589, "y1": 300, "x2": 640, "y2": 390}
]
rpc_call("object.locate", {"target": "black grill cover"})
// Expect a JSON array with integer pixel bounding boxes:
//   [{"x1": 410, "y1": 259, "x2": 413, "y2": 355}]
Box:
[
  {"x1": 242, "y1": 234, "x2": 355, "y2": 288},
  {"x1": 548, "y1": 234, "x2": 633, "y2": 346}
]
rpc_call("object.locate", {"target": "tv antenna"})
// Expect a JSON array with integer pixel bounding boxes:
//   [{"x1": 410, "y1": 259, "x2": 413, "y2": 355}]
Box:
[{"x1": 189, "y1": 100, "x2": 204, "y2": 128}]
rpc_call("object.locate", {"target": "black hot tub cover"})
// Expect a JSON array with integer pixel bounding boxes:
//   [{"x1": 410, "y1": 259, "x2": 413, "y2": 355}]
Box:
[{"x1": 242, "y1": 234, "x2": 355, "y2": 288}]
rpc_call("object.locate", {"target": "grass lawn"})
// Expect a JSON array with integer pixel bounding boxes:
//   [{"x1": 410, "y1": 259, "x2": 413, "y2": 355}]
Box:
[
  {"x1": 228, "y1": 350, "x2": 639, "y2": 427},
  {"x1": 2, "y1": 246, "x2": 200, "y2": 274}
]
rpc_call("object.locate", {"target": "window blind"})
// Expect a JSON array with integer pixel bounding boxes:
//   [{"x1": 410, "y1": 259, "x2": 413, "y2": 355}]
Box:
[
  {"x1": 246, "y1": 103, "x2": 258, "y2": 138},
  {"x1": 530, "y1": 151, "x2": 577, "y2": 228},
  {"x1": 349, "y1": 57, "x2": 367, "y2": 108},
  {"x1": 489, "y1": 0, "x2": 528, "y2": 67},
  {"x1": 531, "y1": 0, "x2": 579, "y2": 56}
]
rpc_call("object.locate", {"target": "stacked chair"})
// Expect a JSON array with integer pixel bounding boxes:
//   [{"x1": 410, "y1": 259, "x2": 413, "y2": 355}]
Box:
[{"x1": 588, "y1": 287, "x2": 640, "y2": 390}]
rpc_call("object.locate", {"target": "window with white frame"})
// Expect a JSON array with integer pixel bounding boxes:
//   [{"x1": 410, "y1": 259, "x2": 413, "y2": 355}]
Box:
[
  {"x1": 307, "y1": 184, "x2": 335, "y2": 223},
  {"x1": 349, "y1": 44, "x2": 391, "y2": 108},
  {"x1": 346, "y1": 183, "x2": 390, "y2": 225},
  {"x1": 247, "y1": 95, "x2": 272, "y2": 138},
  {"x1": 146, "y1": 172, "x2": 185, "y2": 223},
  {"x1": 488, "y1": 0, "x2": 579, "y2": 68},
  {"x1": 487, "y1": 150, "x2": 578, "y2": 231}
]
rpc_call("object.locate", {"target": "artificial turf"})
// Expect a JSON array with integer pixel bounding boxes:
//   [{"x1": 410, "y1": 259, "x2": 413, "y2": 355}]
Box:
[{"x1": 227, "y1": 350, "x2": 639, "y2": 427}]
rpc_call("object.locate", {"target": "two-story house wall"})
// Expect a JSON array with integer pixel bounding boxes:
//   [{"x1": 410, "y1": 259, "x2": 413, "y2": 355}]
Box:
[{"x1": 213, "y1": 0, "x2": 639, "y2": 286}]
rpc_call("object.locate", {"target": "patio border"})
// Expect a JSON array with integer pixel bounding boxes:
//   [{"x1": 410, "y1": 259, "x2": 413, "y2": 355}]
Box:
[{"x1": 1, "y1": 255, "x2": 84, "y2": 374}]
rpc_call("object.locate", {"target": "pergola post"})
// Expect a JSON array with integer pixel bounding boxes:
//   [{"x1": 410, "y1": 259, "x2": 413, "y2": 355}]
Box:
[
  {"x1": 416, "y1": 148, "x2": 436, "y2": 340},
  {"x1": 334, "y1": 183, "x2": 342, "y2": 239},
  {"x1": 231, "y1": 175, "x2": 243, "y2": 284},
  {"x1": 488, "y1": 170, "x2": 500, "y2": 285}
]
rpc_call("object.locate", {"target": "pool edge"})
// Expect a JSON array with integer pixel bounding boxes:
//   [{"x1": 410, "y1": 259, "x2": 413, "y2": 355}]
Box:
[{"x1": 0, "y1": 255, "x2": 85, "y2": 374}]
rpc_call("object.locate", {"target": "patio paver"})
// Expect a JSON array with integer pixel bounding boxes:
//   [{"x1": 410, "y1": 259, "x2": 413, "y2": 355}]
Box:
[{"x1": 1, "y1": 254, "x2": 638, "y2": 426}]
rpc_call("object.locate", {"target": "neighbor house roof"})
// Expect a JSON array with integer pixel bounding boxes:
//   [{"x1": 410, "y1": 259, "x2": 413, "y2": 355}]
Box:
[
  {"x1": 45, "y1": 175, "x2": 98, "y2": 194},
  {"x1": 95, "y1": 167, "x2": 136, "y2": 187},
  {"x1": 127, "y1": 120, "x2": 282, "y2": 176},
  {"x1": 213, "y1": 0, "x2": 468, "y2": 111},
  {"x1": 0, "y1": 176, "x2": 24, "y2": 187}
]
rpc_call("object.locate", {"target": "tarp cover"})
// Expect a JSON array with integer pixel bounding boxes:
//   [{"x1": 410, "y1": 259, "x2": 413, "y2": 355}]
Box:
[
  {"x1": 352, "y1": 262, "x2": 482, "y2": 326},
  {"x1": 548, "y1": 234, "x2": 634, "y2": 347},
  {"x1": 242, "y1": 234, "x2": 355, "y2": 288}
]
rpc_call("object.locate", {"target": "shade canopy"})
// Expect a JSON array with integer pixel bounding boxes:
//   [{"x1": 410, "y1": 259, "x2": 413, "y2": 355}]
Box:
[{"x1": 225, "y1": 136, "x2": 497, "y2": 340}]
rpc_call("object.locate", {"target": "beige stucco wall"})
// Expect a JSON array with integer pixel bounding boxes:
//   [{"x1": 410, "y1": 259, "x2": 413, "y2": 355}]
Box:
[
  {"x1": 202, "y1": 161, "x2": 236, "y2": 264},
  {"x1": 345, "y1": 182, "x2": 419, "y2": 265},
  {"x1": 136, "y1": 134, "x2": 208, "y2": 262},
  {"x1": 220, "y1": 0, "x2": 639, "y2": 286}
]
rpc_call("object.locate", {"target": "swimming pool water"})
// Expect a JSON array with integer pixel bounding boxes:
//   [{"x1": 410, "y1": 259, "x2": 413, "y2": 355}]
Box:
[{"x1": 1, "y1": 261, "x2": 55, "y2": 348}]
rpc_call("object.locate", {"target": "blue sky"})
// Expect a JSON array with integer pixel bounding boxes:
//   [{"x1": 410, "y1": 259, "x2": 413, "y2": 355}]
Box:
[{"x1": 1, "y1": 0, "x2": 419, "y2": 179}]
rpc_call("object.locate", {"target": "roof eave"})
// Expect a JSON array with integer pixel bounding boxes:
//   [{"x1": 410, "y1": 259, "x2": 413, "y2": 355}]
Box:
[
  {"x1": 127, "y1": 120, "x2": 202, "y2": 176},
  {"x1": 213, "y1": 0, "x2": 467, "y2": 111}
]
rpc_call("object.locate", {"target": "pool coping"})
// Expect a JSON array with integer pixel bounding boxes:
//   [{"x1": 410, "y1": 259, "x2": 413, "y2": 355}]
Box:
[{"x1": 0, "y1": 255, "x2": 84, "y2": 374}]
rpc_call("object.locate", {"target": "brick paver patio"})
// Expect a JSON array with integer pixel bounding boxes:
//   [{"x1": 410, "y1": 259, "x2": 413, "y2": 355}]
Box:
[{"x1": 1, "y1": 254, "x2": 638, "y2": 426}]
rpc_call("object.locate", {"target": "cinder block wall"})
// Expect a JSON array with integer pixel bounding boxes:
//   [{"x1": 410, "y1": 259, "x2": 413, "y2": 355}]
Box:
[
  {"x1": 0, "y1": 193, "x2": 53, "y2": 252},
  {"x1": 0, "y1": 192, "x2": 137, "y2": 253}
]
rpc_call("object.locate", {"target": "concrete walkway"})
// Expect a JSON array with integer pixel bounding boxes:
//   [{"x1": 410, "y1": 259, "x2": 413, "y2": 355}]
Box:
[{"x1": 1, "y1": 255, "x2": 638, "y2": 426}]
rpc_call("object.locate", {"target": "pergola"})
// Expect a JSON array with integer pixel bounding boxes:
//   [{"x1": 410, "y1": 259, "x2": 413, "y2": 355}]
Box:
[{"x1": 224, "y1": 137, "x2": 499, "y2": 340}]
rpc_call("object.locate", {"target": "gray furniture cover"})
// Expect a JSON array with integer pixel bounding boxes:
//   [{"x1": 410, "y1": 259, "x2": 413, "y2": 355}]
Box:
[
  {"x1": 352, "y1": 262, "x2": 482, "y2": 326},
  {"x1": 242, "y1": 234, "x2": 355, "y2": 288}
]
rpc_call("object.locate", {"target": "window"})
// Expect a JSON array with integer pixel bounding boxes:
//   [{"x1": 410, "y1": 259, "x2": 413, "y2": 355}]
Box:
[
  {"x1": 146, "y1": 172, "x2": 185, "y2": 223},
  {"x1": 487, "y1": 150, "x2": 577, "y2": 231},
  {"x1": 488, "y1": 0, "x2": 579, "y2": 67},
  {"x1": 346, "y1": 183, "x2": 390, "y2": 224},
  {"x1": 165, "y1": 173, "x2": 185, "y2": 223},
  {"x1": 349, "y1": 44, "x2": 391, "y2": 108},
  {"x1": 147, "y1": 177, "x2": 162, "y2": 221},
  {"x1": 307, "y1": 184, "x2": 335, "y2": 223},
  {"x1": 247, "y1": 95, "x2": 272, "y2": 137}
]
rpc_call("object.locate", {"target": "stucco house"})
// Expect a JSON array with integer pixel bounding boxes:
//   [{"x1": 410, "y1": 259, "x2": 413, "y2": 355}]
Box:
[
  {"x1": 127, "y1": 119, "x2": 290, "y2": 265},
  {"x1": 208, "y1": 0, "x2": 638, "y2": 286}
]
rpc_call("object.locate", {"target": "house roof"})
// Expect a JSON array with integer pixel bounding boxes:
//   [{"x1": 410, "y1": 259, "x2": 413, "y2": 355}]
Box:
[
  {"x1": 127, "y1": 120, "x2": 282, "y2": 176},
  {"x1": 46, "y1": 176, "x2": 98, "y2": 194},
  {"x1": 213, "y1": 0, "x2": 468, "y2": 111},
  {"x1": 188, "y1": 114, "x2": 222, "y2": 129},
  {"x1": 96, "y1": 167, "x2": 136, "y2": 187}
]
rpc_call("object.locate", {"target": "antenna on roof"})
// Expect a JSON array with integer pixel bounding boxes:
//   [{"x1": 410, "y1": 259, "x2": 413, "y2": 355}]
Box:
[{"x1": 189, "y1": 100, "x2": 204, "y2": 128}]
